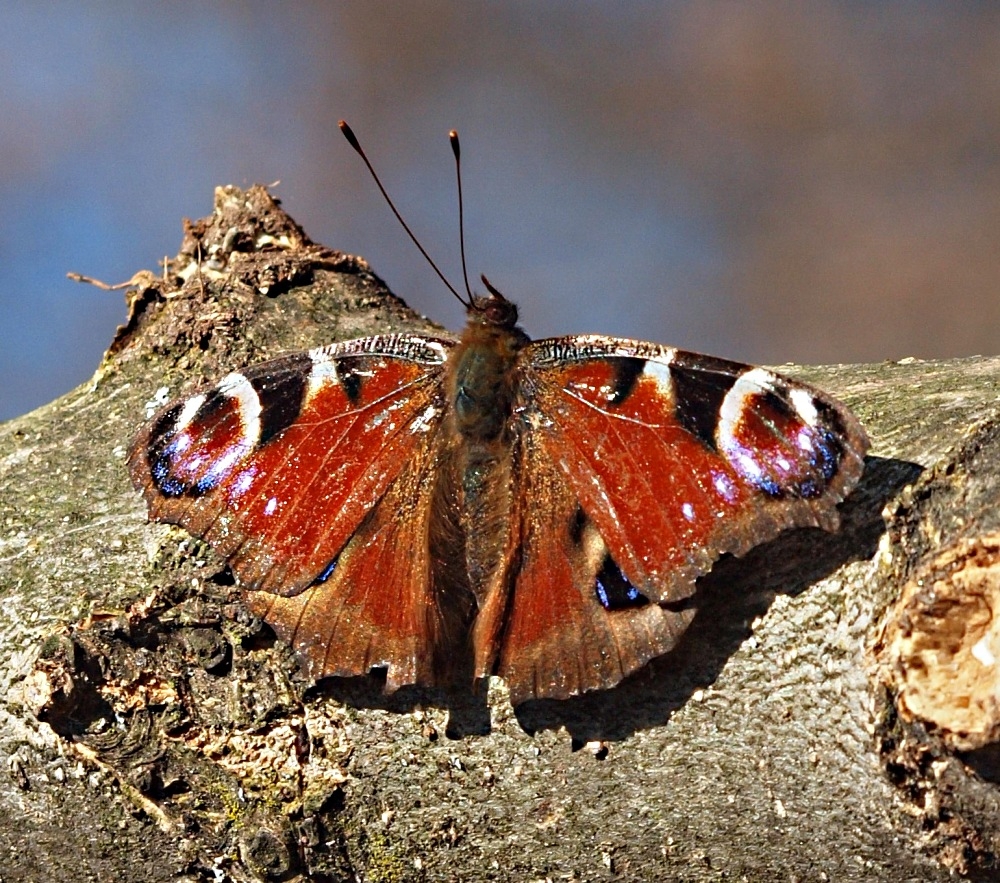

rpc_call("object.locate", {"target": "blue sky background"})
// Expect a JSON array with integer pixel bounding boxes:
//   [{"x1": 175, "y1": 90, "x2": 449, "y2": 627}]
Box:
[{"x1": 4, "y1": 2, "x2": 1000, "y2": 421}]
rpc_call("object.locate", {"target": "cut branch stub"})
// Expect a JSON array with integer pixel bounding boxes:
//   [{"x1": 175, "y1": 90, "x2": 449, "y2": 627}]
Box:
[
  {"x1": 877, "y1": 533, "x2": 1000, "y2": 751},
  {"x1": 872, "y1": 417, "x2": 1000, "y2": 875}
]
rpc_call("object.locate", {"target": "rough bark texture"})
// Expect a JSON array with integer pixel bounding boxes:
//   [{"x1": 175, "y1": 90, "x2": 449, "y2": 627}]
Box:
[{"x1": 2, "y1": 185, "x2": 999, "y2": 881}]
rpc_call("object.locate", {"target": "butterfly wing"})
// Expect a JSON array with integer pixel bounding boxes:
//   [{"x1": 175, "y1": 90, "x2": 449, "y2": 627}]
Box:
[
  {"x1": 128, "y1": 334, "x2": 462, "y2": 689},
  {"x1": 245, "y1": 431, "x2": 468, "y2": 689},
  {"x1": 475, "y1": 336, "x2": 869, "y2": 703},
  {"x1": 471, "y1": 424, "x2": 700, "y2": 704}
]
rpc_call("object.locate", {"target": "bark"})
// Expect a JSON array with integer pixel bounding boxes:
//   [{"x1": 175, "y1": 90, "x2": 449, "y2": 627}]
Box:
[{"x1": 2, "y1": 185, "x2": 998, "y2": 882}]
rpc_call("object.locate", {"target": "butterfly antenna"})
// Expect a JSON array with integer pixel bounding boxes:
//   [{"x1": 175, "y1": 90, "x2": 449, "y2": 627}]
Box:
[
  {"x1": 338, "y1": 120, "x2": 469, "y2": 308},
  {"x1": 449, "y1": 130, "x2": 476, "y2": 304}
]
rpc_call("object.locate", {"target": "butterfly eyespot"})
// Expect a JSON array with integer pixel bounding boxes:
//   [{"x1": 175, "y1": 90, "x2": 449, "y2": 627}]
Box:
[
  {"x1": 314, "y1": 558, "x2": 338, "y2": 584},
  {"x1": 595, "y1": 555, "x2": 649, "y2": 611},
  {"x1": 149, "y1": 442, "x2": 194, "y2": 498},
  {"x1": 797, "y1": 478, "x2": 822, "y2": 499},
  {"x1": 815, "y1": 428, "x2": 843, "y2": 480},
  {"x1": 757, "y1": 476, "x2": 784, "y2": 499},
  {"x1": 195, "y1": 474, "x2": 219, "y2": 495},
  {"x1": 155, "y1": 474, "x2": 187, "y2": 498}
]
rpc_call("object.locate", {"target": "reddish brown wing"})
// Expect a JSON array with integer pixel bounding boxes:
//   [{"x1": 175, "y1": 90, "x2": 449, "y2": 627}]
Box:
[
  {"x1": 472, "y1": 427, "x2": 699, "y2": 704},
  {"x1": 128, "y1": 334, "x2": 459, "y2": 688},
  {"x1": 245, "y1": 435, "x2": 466, "y2": 690},
  {"x1": 475, "y1": 336, "x2": 869, "y2": 704}
]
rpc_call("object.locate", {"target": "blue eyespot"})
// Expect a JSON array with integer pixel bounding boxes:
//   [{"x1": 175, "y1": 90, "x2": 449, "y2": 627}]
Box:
[
  {"x1": 595, "y1": 556, "x2": 648, "y2": 611},
  {"x1": 315, "y1": 558, "x2": 338, "y2": 584}
]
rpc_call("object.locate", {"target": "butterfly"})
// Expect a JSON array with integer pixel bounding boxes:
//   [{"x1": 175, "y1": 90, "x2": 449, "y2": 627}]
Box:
[{"x1": 127, "y1": 124, "x2": 869, "y2": 706}]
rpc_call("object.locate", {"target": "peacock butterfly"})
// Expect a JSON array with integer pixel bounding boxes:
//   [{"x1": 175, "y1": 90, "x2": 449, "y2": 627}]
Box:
[{"x1": 127, "y1": 124, "x2": 869, "y2": 706}]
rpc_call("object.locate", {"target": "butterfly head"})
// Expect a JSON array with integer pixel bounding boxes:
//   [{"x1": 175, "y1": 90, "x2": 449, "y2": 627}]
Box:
[{"x1": 469, "y1": 274, "x2": 520, "y2": 330}]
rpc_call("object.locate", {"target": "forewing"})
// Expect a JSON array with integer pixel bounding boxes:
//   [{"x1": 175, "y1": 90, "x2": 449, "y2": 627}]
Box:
[
  {"x1": 522, "y1": 335, "x2": 869, "y2": 601},
  {"x1": 128, "y1": 334, "x2": 453, "y2": 597}
]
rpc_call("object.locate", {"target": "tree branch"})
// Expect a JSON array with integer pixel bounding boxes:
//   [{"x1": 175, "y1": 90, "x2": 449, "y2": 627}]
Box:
[{"x1": 2, "y1": 185, "x2": 997, "y2": 881}]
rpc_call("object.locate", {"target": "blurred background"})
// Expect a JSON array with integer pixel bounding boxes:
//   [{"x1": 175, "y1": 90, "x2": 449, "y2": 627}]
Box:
[{"x1": 3, "y1": 2, "x2": 1000, "y2": 422}]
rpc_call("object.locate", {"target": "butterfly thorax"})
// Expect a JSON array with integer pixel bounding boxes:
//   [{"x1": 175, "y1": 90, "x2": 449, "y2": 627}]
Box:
[{"x1": 448, "y1": 299, "x2": 530, "y2": 442}]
